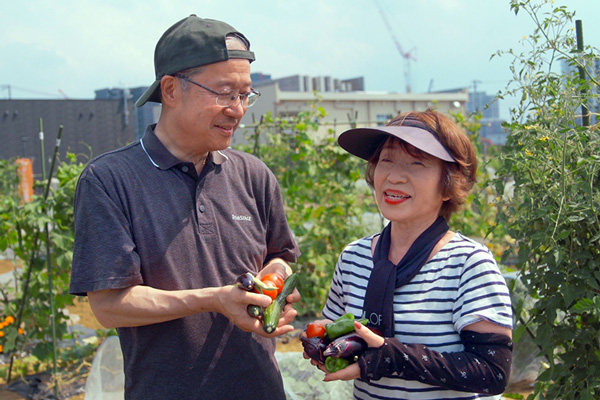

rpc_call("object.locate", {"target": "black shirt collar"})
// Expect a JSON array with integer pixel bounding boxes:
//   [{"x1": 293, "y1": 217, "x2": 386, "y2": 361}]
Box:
[{"x1": 140, "y1": 124, "x2": 228, "y2": 170}]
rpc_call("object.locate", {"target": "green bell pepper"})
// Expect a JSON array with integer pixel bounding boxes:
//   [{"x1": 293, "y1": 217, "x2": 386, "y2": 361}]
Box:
[
  {"x1": 335, "y1": 312, "x2": 355, "y2": 321},
  {"x1": 325, "y1": 356, "x2": 351, "y2": 373},
  {"x1": 326, "y1": 315, "x2": 368, "y2": 340}
]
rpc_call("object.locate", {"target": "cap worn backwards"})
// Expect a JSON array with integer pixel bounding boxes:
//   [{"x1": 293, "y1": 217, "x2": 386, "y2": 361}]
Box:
[{"x1": 136, "y1": 14, "x2": 255, "y2": 107}]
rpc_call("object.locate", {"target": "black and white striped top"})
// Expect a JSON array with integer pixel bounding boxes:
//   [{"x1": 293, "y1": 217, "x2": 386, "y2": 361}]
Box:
[{"x1": 322, "y1": 232, "x2": 513, "y2": 400}]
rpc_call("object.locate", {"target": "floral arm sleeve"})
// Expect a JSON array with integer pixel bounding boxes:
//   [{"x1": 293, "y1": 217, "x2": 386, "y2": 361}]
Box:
[{"x1": 358, "y1": 331, "x2": 513, "y2": 395}]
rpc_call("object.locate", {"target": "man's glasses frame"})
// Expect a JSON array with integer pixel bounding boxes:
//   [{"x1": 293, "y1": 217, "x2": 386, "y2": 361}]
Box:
[{"x1": 172, "y1": 73, "x2": 261, "y2": 108}]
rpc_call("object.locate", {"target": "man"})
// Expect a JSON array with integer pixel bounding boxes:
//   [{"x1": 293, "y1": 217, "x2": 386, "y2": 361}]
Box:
[{"x1": 69, "y1": 15, "x2": 300, "y2": 399}]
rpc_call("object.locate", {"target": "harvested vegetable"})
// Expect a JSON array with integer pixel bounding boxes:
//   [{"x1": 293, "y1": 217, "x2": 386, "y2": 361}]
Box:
[
  {"x1": 325, "y1": 315, "x2": 368, "y2": 340},
  {"x1": 235, "y1": 272, "x2": 256, "y2": 292},
  {"x1": 235, "y1": 271, "x2": 279, "y2": 318},
  {"x1": 255, "y1": 273, "x2": 285, "y2": 300},
  {"x1": 323, "y1": 332, "x2": 367, "y2": 359},
  {"x1": 303, "y1": 314, "x2": 381, "y2": 373},
  {"x1": 263, "y1": 273, "x2": 299, "y2": 333},
  {"x1": 325, "y1": 356, "x2": 350, "y2": 373},
  {"x1": 247, "y1": 304, "x2": 263, "y2": 318},
  {"x1": 235, "y1": 272, "x2": 278, "y2": 294},
  {"x1": 300, "y1": 335, "x2": 328, "y2": 363},
  {"x1": 306, "y1": 322, "x2": 327, "y2": 339}
]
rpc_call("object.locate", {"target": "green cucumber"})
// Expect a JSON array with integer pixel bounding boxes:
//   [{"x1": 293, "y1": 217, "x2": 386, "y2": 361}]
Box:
[
  {"x1": 262, "y1": 273, "x2": 299, "y2": 333},
  {"x1": 247, "y1": 304, "x2": 263, "y2": 318}
]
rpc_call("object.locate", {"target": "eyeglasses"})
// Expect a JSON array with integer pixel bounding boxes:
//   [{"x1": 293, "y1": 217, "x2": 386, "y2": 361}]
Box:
[{"x1": 173, "y1": 74, "x2": 261, "y2": 108}]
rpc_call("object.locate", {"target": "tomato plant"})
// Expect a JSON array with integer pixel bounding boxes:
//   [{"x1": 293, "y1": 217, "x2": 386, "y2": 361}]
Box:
[
  {"x1": 492, "y1": 2, "x2": 600, "y2": 398},
  {"x1": 0, "y1": 152, "x2": 87, "y2": 385}
]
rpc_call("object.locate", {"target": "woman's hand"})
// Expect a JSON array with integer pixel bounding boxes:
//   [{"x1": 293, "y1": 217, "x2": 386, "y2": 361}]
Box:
[
  {"x1": 302, "y1": 319, "x2": 330, "y2": 358},
  {"x1": 353, "y1": 320, "x2": 385, "y2": 348},
  {"x1": 322, "y1": 321, "x2": 385, "y2": 381}
]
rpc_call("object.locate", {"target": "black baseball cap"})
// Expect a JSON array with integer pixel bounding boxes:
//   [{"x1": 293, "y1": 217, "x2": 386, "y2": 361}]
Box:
[{"x1": 136, "y1": 15, "x2": 255, "y2": 107}]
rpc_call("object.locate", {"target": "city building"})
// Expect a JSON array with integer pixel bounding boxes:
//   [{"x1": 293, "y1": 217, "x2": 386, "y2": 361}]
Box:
[
  {"x1": 235, "y1": 73, "x2": 468, "y2": 146},
  {"x1": 0, "y1": 98, "x2": 135, "y2": 177},
  {"x1": 95, "y1": 74, "x2": 471, "y2": 148},
  {"x1": 1, "y1": 73, "x2": 474, "y2": 178},
  {"x1": 465, "y1": 89, "x2": 508, "y2": 146},
  {"x1": 95, "y1": 87, "x2": 161, "y2": 140}
]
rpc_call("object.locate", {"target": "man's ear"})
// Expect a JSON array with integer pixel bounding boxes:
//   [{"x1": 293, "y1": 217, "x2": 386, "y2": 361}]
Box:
[{"x1": 160, "y1": 75, "x2": 180, "y2": 108}]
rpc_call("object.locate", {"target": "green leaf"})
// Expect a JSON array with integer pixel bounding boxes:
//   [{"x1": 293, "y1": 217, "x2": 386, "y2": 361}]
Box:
[
  {"x1": 571, "y1": 298, "x2": 598, "y2": 314},
  {"x1": 513, "y1": 324, "x2": 527, "y2": 343}
]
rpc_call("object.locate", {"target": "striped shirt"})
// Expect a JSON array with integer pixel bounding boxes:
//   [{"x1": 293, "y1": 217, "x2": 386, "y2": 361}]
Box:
[{"x1": 322, "y1": 232, "x2": 513, "y2": 400}]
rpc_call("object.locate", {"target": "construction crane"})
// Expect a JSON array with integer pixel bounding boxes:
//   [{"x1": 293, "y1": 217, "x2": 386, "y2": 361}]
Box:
[{"x1": 375, "y1": 1, "x2": 417, "y2": 93}]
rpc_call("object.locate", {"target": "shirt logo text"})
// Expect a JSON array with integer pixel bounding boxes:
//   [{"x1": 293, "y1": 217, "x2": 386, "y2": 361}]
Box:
[{"x1": 232, "y1": 214, "x2": 252, "y2": 221}]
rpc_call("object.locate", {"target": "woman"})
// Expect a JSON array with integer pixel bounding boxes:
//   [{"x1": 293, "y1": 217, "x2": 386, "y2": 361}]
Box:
[{"x1": 308, "y1": 110, "x2": 513, "y2": 399}]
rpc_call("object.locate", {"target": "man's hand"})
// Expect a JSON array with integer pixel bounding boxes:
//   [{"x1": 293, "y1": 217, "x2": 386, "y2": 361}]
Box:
[
  {"x1": 87, "y1": 272, "x2": 300, "y2": 334},
  {"x1": 256, "y1": 260, "x2": 301, "y2": 336},
  {"x1": 215, "y1": 283, "x2": 299, "y2": 338}
]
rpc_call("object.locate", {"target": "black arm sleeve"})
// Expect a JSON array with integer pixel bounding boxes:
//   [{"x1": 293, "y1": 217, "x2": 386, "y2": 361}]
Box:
[{"x1": 358, "y1": 331, "x2": 513, "y2": 395}]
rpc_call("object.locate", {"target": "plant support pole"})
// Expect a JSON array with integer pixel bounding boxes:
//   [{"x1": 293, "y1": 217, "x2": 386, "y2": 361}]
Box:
[
  {"x1": 39, "y1": 118, "x2": 47, "y2": 180},
  {"x1": 46, "y1": 126, "x2": 63, "y2": 398},
  {"x1": 7, "y1": 125, "x2": 63, "y2": 388},
  {"x1": 575, "y1": 20, "x2": 589, "y2": 127}
]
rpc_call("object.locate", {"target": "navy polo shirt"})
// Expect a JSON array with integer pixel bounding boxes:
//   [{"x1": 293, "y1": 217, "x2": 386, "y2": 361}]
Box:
[{"x1": 70, "y1": 124, "x2": 299, "y2": 399}]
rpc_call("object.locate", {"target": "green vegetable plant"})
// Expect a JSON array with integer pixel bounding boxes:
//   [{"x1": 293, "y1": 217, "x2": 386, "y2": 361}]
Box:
[
  {"x1": 236, "y1": 103, "x2": 379, "y2": 316},
  {"x1": 0, "y1": 152, "x2": 87, "y2": 384},
  {"x1": 449, "y1": 112, "x2": 513, "y2": 262},
  {"x1": 493, "y1": 1, "x2": 600, "y2": 398}
]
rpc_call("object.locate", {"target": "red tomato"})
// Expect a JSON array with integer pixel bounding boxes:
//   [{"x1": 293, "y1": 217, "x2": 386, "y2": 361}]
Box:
[
  {"x1": 306, "y1": 322, "x2": 326, "y2": 339},
  {"x1": 255, "y1": 273, "x2": 285, "y2": 300}
]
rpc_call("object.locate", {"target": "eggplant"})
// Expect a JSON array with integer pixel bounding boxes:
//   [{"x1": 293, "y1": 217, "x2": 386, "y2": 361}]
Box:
[
  {"x1": 236, "y1": 272, "x2": 256, "y2": 291},
  {"x1": 300, "y1": 335, "x2": 328, "y2": 363},
  {"x1": 236, "y1": 272, "x2": 279, "y2": 294},
  {"x1": 323, "y1": 332, "x2": 367, "y2": 359}
]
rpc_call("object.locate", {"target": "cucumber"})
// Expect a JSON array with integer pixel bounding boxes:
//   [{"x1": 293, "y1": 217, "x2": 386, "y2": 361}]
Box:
[
  {"x1": 262, "y1": 273, "x2": 299, "y2": 333},
  {"x1": 247, "y1": 304, "x2": 263, "y2": 318}
]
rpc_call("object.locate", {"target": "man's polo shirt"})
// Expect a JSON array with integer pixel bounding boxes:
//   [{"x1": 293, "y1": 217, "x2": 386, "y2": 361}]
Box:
[{"x1": 70, "y1": 124, "x2": 299, "y2": 399}]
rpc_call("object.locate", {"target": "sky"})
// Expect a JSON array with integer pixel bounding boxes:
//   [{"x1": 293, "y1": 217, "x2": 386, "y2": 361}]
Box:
[{"x1": 2, "y1": 0, "x2": 599, "y2": 119}]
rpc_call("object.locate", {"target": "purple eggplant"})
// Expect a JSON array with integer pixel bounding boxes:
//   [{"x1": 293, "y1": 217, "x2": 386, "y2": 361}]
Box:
[
  {"x1": 236, "y1": 272, "x2": 256, "y2": 291},
  {"x1": 323, "y1": 332, "x2": 367, "y2": 359},
  {"x1": 300, "y1": 335, "x2": 328, "y2": 363}
]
